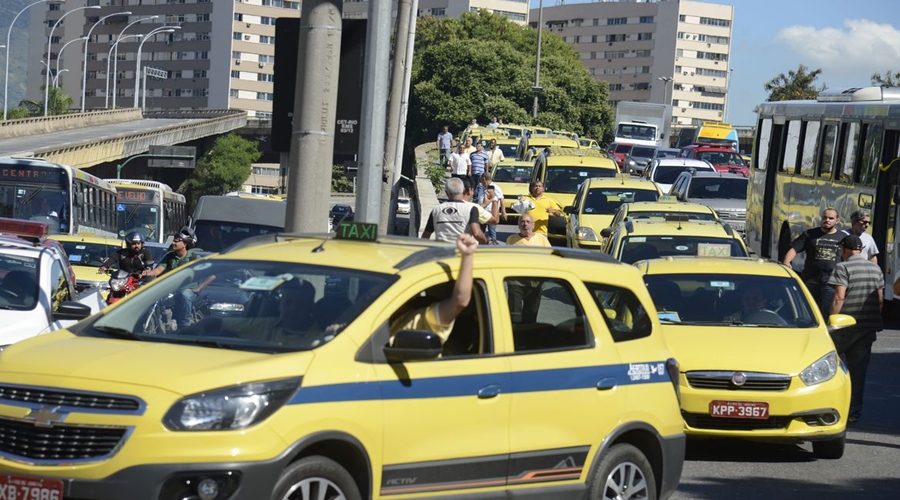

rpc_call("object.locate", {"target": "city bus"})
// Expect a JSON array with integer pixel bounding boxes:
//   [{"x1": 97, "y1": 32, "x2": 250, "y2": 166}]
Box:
[
  {"x1": 106, "y1": 179, "x2": 188, "y2": 243},
  {"x1": 0, "y1": 157, "x2": 118, "y2": 237},
  {"x1": 745, "y1": 86, "x2": 900, "y2": 298},
  {"x1": 189, "y1": 193, "x2": 286, "y2": 253}
]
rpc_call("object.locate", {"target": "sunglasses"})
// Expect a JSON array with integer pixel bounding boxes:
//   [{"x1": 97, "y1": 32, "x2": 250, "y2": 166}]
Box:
[{"x1": 856, "y1": 220, "x2": 871, "y2": 225}]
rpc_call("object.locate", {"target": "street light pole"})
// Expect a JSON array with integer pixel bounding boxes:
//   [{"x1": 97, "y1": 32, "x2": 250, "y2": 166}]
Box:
[
  {"x1": 532, "y1": 0, "x2": 544, "y2": 119},
  {"x1": 724, "y1": 68, "x2": 735, "y2": 123},
  {"x1": 44, "y1": 5, "x2": 100, "y2": 116},
  {"x1": 106, "y1": 34, "x2": 142, "y2": 108},
  {"x1": 53, "y1": 69, "x2": 69, "y2": 87},
  {"x1": 657, "y1": 76, "x2": 673, "y2": 105},
  {"x1": 54, "y1": 36, "x2": 87, "y2": 89},
  {"x1": 4, "y1": 0, "x2": 58, "y2": 121},
  {"x1": 133, "y1": 26, "x2": 178, "y2": 109},
  {"x1": 82, "y1": 11, "x2": 131, "y2": 112},
  {"x1": 110, "y1": 15, "x2": 158, "y2": 109}
]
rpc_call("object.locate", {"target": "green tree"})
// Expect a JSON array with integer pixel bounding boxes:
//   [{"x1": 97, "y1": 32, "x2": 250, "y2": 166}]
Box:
[
  {"x1": 184, "y1": 134, "x2": 261, "y2": 205},
  {"x1": 408, "y1": 10, "x2": 614, "y2": 147},
  {"x1": 763, "y1": 64, "x2": 826, "y2": 101},
  {"x1": 14, "y1": 85, "x2": 74, "y2": 117},
  {"x1": 332, "y1": 164, "x2": 354, "y2": 193},
  {"x1": 871, "y1": 70, "x2": 898, "y2": 86}
]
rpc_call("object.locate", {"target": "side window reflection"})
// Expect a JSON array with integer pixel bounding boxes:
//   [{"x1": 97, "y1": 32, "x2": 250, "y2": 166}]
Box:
[{"x1": 505, "y1": 278, "x2": 589, "y2": 353}]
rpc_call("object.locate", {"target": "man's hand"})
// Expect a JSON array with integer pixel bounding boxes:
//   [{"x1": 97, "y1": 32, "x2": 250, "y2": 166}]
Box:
[
  {"x1": 97, "y1": 266, "x2": 108, "y2": 275},
  {"x1": 457, "y1": 233, "x2": 478, "y2": 256}
]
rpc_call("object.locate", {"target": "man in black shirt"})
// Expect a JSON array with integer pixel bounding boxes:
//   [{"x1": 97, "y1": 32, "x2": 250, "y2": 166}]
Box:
[
  {"x1": 783, "y1": 208, "x2": 844, "y2": 318},
  {"x1": 98, "y1": 232, "x2": 154, "y2": 274}
]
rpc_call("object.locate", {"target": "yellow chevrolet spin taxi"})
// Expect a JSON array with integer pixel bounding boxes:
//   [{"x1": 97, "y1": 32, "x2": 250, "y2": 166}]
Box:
[
  {"x1": 0, "y1": 223, "x2": 685, "y2": 500},
  {"x1": 602, "y1": 199, "x2": 721, "y2": 242},
  {"x1": 49, "y1": 233, "x2": 125, "y2": 292},
  {"x1": 491, "y1": 160, "x2": 533, "y2": 224},
  {"x1": 564, "y1": 175, "x2": 663, "y2": 250},
  {"x1": 637, "y1": 257, "x2": 853, "y2": 459}
]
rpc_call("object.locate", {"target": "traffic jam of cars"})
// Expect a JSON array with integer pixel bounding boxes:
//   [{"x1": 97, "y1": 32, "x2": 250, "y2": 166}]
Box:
[{"x1": 0, "y1": 123, "x2": 856, "y2": 500}]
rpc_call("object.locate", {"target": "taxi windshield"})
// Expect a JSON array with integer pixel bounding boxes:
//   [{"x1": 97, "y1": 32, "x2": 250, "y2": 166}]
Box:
[
  {"x1": 628, "y1": 210, "x2": 717, "y2": 222},
  {"x1": 620, "y1": 235, "x2": 748, "y2": 264},
  {"x1": 0, "y1": 256, "x2": 39, "y2": 310},
  {"x1": 492, "y1": 165, "x2": 533, "y2": 183},
  {"x1": 583, "y1": 188, "x2": 659, "y2": 214},
  {"x1": 644, "y1": 274, "x2": 815, "y2": 327},
  {"x1": 59, "y1": 241, "x2": 121, "y2": 268},
  {"x1": 80, "y1": 260, "x2": 397, "y2": 353},
  {"x1": 545, "y1": 166, "x2": 616, "y2": 194}
]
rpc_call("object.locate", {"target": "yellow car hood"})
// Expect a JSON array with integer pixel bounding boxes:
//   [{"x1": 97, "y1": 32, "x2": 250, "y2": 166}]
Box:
[
  {"x1": 0, "y1": 333, "x2": 315, "y2": 395},
  {"x1": 661, "y1": 325, "x2": 827, "y2": 373},
  {"x1": 578, "y1": 213, "x2": 615, "y2": 231}
]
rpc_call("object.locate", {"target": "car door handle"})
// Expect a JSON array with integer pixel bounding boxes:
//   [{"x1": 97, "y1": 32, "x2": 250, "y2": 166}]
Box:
[
  {"x1": 597, "y1": 377, "x2": 617, "y2": 391},
  {"x1": 477, "y1": 384, "x2": 502, "y2": 399}
]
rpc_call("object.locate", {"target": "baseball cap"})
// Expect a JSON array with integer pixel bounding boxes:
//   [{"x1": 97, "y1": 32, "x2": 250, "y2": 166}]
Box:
[{"x1": 840, "y1": 234, "x2": 863, "y2": 250}]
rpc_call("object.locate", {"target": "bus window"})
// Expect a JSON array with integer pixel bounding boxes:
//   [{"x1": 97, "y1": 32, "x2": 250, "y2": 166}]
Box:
[
  {"x1": 837, "y1": 122, "x2": 860, "y2": 184},
  {"x1": 781, "y1": 121, "x2": 801, "y2": 174},
  {"x1": 857, "y1": 123, "x2": 883, "y2": 188},
  {"x1": 817, "y1": 124, "x2": 838, "y2": 180},
  {"x1": 755, "y1": 118, "x2": 772, "y2": 171},
  {"x1": 799, "y1": 121, "x2": 820, "y2": 178}
]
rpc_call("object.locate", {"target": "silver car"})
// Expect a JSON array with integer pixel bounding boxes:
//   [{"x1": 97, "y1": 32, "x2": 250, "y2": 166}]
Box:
[{"x1": 668, "y1": 171, "x2": 748, "y2": 232}]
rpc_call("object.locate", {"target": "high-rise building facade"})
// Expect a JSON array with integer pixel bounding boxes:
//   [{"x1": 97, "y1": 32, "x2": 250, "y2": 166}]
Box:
[
  {"x1": 26, "y1": 0, "x2": 529, "y2": 118},
  {"x1": 530, "y1": 0, "x2": 734, "y2": 127}
]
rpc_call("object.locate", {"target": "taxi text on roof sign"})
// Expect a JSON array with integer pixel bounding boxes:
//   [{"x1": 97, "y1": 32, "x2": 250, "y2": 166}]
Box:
[{"x1": 335, "y1": 222, "x2": 377, "y2": 241}]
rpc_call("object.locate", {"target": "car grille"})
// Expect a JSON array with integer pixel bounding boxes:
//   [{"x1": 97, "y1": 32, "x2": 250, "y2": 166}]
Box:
[
  {"x1": 714, "y1": 210, "x2": 746, "y2": 221},
  {"x1": 682, "y1": 412, "x2": 791, "y2": 431},
  {"x1": 0, "y1": 385, "x2": 141, "y2": 411},
  {"x1": 686, "y1": 371, "x2": 791, "y2": 391},
  {"x1": 0, "y1": 417, "x2": 127, "y2": 461}
]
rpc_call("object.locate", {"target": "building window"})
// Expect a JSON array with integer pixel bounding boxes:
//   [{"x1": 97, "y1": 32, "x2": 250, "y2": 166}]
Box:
[
  {"x1": 261, "y1": 16, "x2": 276, "y2": 25},
  {"x1": 257, "y1": 92, "x2": 274, "y2": 101},
  {"x1": 259, "y1": 54, "x2": 275, "y2": 63},
  {"x1": 590, "y1": 52, "x2": 596, "y2": 59},
  {"x1": 196, "y1": 70, "x2": 208, "y2": 78},
  {"x1": 251, "y1": 186, "x2": 277, "y2": 195},
  {"x1": 255, "y1": 111, "x2": 273, "y2": 119},
  {"x1": 49, "y1": 3, "x2": 61, "y2": 10},
  {"x1": 232, "y1": 51, "x2": 241, "y2": 59},
  {"x1": 257, "y1": 73, "x2": 274, "y2": 82},
  {"x1": 432, "y1": 8, "x2": 445, "y2": 16},
  {"x1": 638, "y1": 32, "x2": 653, "y2": 41},
  {"x1": 593, "y1": 18, "x2": 599, "y2": 26},
  {"x1": 234, "y1": 13, "x2": 243, "y2": 21},
  {"x1": 233, "y1": 32, "x2": 242, "y2": 40},
  {"x1": 230, "y1": 89, "x2": 239, "y2": 98},
  {"x1": 700, "y1": 17, "x2": 731, "y2": 27},
  {"x1": 679, "y1": 15, "x2": 686, "y2": 22},
  {"x1": 609, "y1": 84, "x2": 623, "y2": 91},
  {"x1": 607, "y1": 17, "x2": 627, "y2": 26},
  {"x1": 591, "y1": 35, "x2": 598, "y2": 43},
  {"x1": 197, "y1": 14, "x2": 210, "y2": 22},
  {"x1": 285, "y1": 1, "x2": 300, "y2": 9},
  {"x1": 252, "y1": 166, "x2": 280, "y2": 176},
  {"x1": 639, "y1": 16, "x2": 654, "y2": 24},
  {"x1": 231, "y1": 70, "x2": 240, "y2": 78},
  {"x1": 636, "y1": 50, "x2": 651, "y2": 57}
]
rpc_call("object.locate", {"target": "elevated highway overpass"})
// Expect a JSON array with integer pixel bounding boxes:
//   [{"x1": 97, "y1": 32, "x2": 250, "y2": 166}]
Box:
[{"x1": 0, "y1": 109, "x2": 247, "y2": 169}]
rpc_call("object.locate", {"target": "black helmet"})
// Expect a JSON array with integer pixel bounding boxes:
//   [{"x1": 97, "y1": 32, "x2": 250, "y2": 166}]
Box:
[
  {"x1": 124, "y1": 232, "x2": 145, "y2": 244},
  {"x1": 176, "y1": 226, "x2": 196, "y2": 248}
]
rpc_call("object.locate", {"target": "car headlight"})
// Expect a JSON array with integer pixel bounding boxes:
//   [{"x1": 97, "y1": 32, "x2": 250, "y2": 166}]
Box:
[
  {"x1": 576, "y1": 227, "x2": 599, "y2": 241},
  {"x1": 109, "y1": 278, "x2": 128, "y2": 292},
  {"x1": 799, "y1": 351, "x2": 838, "y2": 386},
  {"x1": 627, "y1": 159, "x2": 636, "y2": 166},
  {"x1": 163, "y1": 378, "x2": 302, "y2": 431}
]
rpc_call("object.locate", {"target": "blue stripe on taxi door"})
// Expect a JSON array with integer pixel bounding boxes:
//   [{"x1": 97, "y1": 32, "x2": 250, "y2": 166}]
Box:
[{"x1": 288, "y1": 361, "x2": 671, "y2": 405}]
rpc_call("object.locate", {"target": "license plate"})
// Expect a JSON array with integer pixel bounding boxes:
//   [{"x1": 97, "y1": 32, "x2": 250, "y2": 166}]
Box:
[
  {"x1": 730, "y1": 223, "x2": 744, "y2": 232},
  {"x1": 0, "y1": 474, "x2": 64, "y2": 500},
  {"x1": 709, "y1": 400, "x2": 769, "y2": 419}
]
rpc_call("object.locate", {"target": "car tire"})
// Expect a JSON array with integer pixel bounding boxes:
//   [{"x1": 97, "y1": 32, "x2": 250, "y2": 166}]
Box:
[
  {"x1": 271, "y1": 456, "x2": 361, "y2": 500},
  {"x1": 812, "y1": 436, "x2": 845, "y2": 459},
  {"x1": 589, "y1": 443, "x2": 658, "y2": 500}
]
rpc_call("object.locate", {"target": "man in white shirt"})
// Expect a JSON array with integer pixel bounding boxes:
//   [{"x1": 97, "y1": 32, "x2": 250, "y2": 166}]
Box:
[
  {"x1": 841, "y1": 210, "x2": 879, "y2": 264},
  {"x1": 477, "y1": 173, "x2": 506, "y2": 244},
  {"x1": 448, "y1": 144, "x2": 471, "y2": 186}
]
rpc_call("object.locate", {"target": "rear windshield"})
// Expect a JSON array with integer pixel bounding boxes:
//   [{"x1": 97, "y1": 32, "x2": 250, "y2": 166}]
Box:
[
  {"x1": 545, "y1": 166, "x2": 616, "y2": 194},
  {"x1": 630, "y1": 146, "x2": 657, "y2": 158},
  {"x1": 583, "y1": 188, "x2": 659, "y2": 214},
  {"x1": 653, "y1": 166, "x2": 702, "y2": 184},
  {"x1": 687, "y1": 178, "x2": 748, "y2": 200},
  {"x1": 619, "y1": 235, "x2": 747, "y2": 264}
]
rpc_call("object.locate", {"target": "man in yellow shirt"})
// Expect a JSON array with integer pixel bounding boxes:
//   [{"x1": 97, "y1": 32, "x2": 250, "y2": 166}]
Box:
[
  {"x1": 506, "y1": 214, "x2": 551, "y2": 246},
  {"x1": 521, "y1": 181, "x2": 563, "y2": 235},
  {"x1": 505, "y1": 215, "x2": 548, "y2": 323}
]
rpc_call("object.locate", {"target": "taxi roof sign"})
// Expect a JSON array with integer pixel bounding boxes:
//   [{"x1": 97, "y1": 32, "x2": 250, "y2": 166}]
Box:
[
  {"x1": 334, "y1": 222, "x2": 377, "y2": 241},
  {"x1": 0, "y1": 218, "x2": 49, "y2": 241}
]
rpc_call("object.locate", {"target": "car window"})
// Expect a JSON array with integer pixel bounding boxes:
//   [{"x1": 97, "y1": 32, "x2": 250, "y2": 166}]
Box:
[
  {"x1": 620, "y1": 235, "x2": 747, "y2": 263},
  {"x1": 50, "y1": 259, "x2": 72, "y2": 309},
  {"x1": 390, "y1": 280, "x2": 493, "y2": 358},
  {"x1": 545, "y1": 166, "x2": 616, "y2": 194},
  {"x1": 628, "y1": 210, "x2": 717, "y2": 222},
  {"x1": 505, "y1": 278, "x2": 591, "y2": 353},
  {"x1": 583, "y1": 188, "x2": 659, "y2": 214},
  {"x1": 0, "y1": 255, "x2": 39, "y2": 310},
  {"x1": 653, "y1": 166, "x2": 695, "y2": 184},
  {"x1": 585, "y1": 283, "x2": 652, "y2": 342},
  {"x1": 630, "y1": 146, "x2": 657, "y2": 158},
  {"x1": 656, "y1": 149, "x2": 679, "y2": 159},
  {"x1": 644, "y1": 274, "x2": 815, "y2": 327},
  {"x1": 60, "y1": 241, "x2": 121, "y2": 267},
  {"x1": 688, "y1": 178, "x2": 748, "y2": 200}
]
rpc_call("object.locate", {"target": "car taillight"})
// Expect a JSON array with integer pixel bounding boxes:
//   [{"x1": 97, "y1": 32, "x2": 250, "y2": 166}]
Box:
[{"x1": 665, "y1": 358, "x2": 681, "y2": 404}]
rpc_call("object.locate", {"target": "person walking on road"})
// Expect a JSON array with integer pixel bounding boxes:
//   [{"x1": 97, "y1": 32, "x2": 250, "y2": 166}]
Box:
[
  {"x1": 448, "y1": 143, "x2": 471, "y2": 187},
  {"x1": 828, "y1": 234, "x2": 883, "y2": 423},
  {"x1": 487, "y1": 138, "x2": 505, "y2": 172},
  {"x1": 507, "y1": 214, "x2": 550, "y2": 247},
  {"x1": 783, "y1": 208, "x2": 844, "y2": 318},
  {"x1": 841, "y1": 209, "x2": 879, "y2": 264},
  {"x1": 436, "y1": 125, "x2": 453, "y2": 167},
  {"x1": 469, "y1": 142, "x2": 489, "y2": 188},
  {"x1": 519, "y1": 180, "x2": 564, "y2": 237},
  {"x1": 422, "y1": 177, "x2": 488, "y2": 244}
]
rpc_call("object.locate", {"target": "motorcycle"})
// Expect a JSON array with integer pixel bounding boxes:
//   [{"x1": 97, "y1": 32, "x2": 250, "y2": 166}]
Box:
[{"x1": 105, "y1": 268, "x2": 144, "y2": 305}]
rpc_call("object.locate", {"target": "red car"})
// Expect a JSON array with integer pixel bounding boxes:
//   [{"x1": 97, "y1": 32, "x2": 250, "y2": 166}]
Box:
[
  {"x1": 607, "y1": 143, "x2": 634, "y2": 171},
  {"x1": 678, "y1": 144, "x2": 749, "y2": 175}
]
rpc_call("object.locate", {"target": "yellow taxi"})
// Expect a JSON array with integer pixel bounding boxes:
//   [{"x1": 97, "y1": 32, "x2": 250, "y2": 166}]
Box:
[
  {"x1": 517, "y1": 133, "x2": 579, "y2": 161},
  {"x1": 481, "y1": 135, "x2": 520, "y2": 163},
  {"x1": 564, "y1": 175, "x2": 663, "y2": 250},
  {"x1": 637, "y1": 257, "x2": 852, "y2": 459},
  {"x1": 491, "y1": 160, "x2": 534, "y2": 223},
  {"x1": 0, "y1": 223, "x2": 686, "y2": 499},
  {"x1": 603, "y1": 216, "x2": 749, "y2": 264},
  {"x1": 579, "y1": 137, "x2": 601, "y2": 150},
  {"x1": 49, "y1": 233, "x2": 125, "y2": 292},
  {"x1": 495, "y1": 123, "x2": 524, "y2": 139},
  {"x1": 531, "y1": 147, "x2": 620, "y2": 245},
  {"x1": 602, "y1": 199, "x2": 722, "y2": 241}
]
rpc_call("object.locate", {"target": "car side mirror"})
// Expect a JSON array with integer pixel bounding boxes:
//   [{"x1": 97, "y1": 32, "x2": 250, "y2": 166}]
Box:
[
  {"x1": 600, "y1": 227, "x2": 613, "y2": 238},
  {"x1": 384, "y1": 330, "x2": 443, "y2": 361},
  {"x1": 827, "y1": 314, "x2": 857, "y2": 333},
  {"x1": 563, "y1": 206, "x2": 575, "y2": 214},
  {"x1": 53, "y1": 301, "x2": 93, "y2": 321}
]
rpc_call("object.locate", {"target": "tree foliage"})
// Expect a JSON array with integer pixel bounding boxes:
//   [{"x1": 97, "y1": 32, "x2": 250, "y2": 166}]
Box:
[
  {"x1": 763, "y1": 64, "x2": 826, "y2": 101},
  {"x1": 12, "y1": 85, "x2": 74, "y2": 117},
  {"x1": 184, "y1": 134, "x2": 261, "y2": 205},
  {"x1": 871, "y1": 70, "x2": 898, "y2": 86},
  {"x1": 408, "y1": 10, "x2": 615, "y2": 147}
]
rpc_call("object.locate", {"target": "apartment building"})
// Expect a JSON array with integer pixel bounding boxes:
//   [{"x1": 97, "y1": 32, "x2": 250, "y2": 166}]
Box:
[
  {"x1": 26, "y1": 0, "x2": 529, "y2": 120},
  {"x1": 530, "y1": 0, "x2": 734, "y2": 128}
]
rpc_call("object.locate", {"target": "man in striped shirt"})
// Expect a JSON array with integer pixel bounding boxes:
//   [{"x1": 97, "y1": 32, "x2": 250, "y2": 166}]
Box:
[
  {"x1": 469, "y1": 142, "x2": 489, "y2": 189},
  {"x1": 828, "y1": 234, "x2": 883, "y2": 423}
]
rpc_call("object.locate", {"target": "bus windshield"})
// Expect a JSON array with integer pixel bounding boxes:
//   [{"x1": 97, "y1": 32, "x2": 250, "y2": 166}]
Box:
[
  {"x1": 116, "y1": 193, "x2": 162, "y2": 241},
  {"x1": 616, "y1": 124, "x2": 656, "y2": 142},
  {"x1": 0, "y1": 185, "x2": 69, "y2": 234}
]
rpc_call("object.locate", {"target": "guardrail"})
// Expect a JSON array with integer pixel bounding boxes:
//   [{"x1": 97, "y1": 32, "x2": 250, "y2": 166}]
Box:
[{"x1": 0, "y1": 108, "x2": 143, "y2": 139}]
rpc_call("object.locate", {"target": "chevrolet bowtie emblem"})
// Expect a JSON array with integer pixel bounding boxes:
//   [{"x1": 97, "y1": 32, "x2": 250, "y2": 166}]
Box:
[{"x1": 24, "y1": 406, "x2": 67, "y2": 427}]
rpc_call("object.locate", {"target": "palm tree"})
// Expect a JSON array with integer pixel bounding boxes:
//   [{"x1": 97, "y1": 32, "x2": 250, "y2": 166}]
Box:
[
  {"x1": 871, "y1": 70, "x2": 898, "y2": 87},
  {"x1": 763, "y1": 64, "x2": 826, "y2": 101},
  {"x1": 16, "y1": 85, "x2": 74, "y2": 117}
]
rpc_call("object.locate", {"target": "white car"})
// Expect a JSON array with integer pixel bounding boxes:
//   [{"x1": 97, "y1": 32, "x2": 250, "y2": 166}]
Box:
[
  {"x1": 643, "y1": 157, "x2": 715, "y2": 194},
  {"x1": 396, "y1": 197, "x2": 410, "y2": 214},
  {"x1": 0, "y1": 219, "x2": 99, "y2": 348}
]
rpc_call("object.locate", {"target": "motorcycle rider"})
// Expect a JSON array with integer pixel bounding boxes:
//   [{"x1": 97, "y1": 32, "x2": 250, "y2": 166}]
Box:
[
  {"x1": 98, "y1": 232, "x2": 155, "y2": 275},
  {"x1": 143, "y1": 226, "x2": 214, "y2": 329}
]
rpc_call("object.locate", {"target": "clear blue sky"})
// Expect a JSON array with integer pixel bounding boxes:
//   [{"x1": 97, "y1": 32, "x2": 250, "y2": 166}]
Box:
[{"x1": 530, "y1": 0, "x2": 900, "y2": 126}]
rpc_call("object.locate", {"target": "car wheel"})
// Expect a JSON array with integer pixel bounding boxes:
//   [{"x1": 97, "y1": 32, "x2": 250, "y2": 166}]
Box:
[
  {"x1": 271, "y1": 456, "x2": 361, "y2": 500},
  {"x1": 589, "y1": 443, "x2": 657, "y2": 500},
  {"x1": 812, "y1": 436, "x2": 845, "y2": 459}
]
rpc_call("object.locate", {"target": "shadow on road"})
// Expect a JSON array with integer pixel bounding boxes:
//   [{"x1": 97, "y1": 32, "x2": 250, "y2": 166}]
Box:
[{"x1": 675, "y1": 475, "x2": 900, "y2": 500}]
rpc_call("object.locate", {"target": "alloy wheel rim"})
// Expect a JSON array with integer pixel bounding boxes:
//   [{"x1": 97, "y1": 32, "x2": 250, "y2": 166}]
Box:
[
  {"x1": 282, "y1": 477, "x2": 346, "y2": 500},
  {"x1": 603, "y1": 461, "x2": 648, "y2": 500}
]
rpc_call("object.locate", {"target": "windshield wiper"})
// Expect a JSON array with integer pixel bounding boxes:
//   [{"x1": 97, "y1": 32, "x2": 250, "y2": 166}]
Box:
[
  {"x1": 124, "y1": 202, "x2": 144, "y2": 224},
  {"x1": 18, "y1": 185, "x2": 45, "y2": 208},
  {"x1": 93, "y1": 325, "x2": 142, "y2": 340}
]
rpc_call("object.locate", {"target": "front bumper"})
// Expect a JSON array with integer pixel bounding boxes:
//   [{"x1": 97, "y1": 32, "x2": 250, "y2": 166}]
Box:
[{"x1": 659, "y1": 433, "x2": 686, "y2": 500}]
